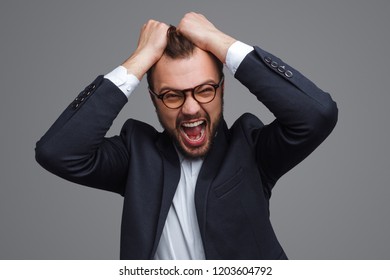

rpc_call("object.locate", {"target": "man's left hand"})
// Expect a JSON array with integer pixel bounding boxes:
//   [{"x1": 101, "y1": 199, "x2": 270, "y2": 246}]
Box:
[{"x1": 177, "y1": 12, "x2": 237, "y2": 63}]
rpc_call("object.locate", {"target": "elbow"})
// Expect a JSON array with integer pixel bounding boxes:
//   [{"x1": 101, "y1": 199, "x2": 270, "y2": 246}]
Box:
[
  {"x1": 323, "y1": 98, "x2": 338, "y2": 133},
  {"x1": 35, "y1": 139, "x2": 100, "y2": 181},
  {"x1": 35, "y1": 140, "x2": 59, "y2": 174},
  {"x1": 35, "y1": 139, "x2": 68, "y2": 176},
  {"x1": 310, "y1": 98, "x2": 338, "y2": 140}
]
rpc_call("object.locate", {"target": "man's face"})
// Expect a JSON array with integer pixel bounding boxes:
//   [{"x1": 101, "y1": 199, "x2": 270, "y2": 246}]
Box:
[{"x1": 151, "y1": 48, "x2": 223, "y2": 159}]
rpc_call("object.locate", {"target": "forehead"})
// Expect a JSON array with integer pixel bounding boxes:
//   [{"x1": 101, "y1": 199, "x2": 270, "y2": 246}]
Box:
[{"x1": 152, "y1": 48, "x2": 220, "y2": 91}]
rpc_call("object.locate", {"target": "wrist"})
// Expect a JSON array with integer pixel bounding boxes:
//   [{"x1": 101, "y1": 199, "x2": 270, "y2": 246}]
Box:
[
  {"x1": 207, "y1": 32, "x2": 237, "y2": 63},
  {"x1": 121, "y1": 58, "x2": 147, "y2": 81},
  {"x1": 122, "y1": 50, "x2": 158, "y2": 80}
]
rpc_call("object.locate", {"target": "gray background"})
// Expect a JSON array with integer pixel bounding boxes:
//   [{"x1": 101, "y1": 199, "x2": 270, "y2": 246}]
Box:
[{"x1": 1, "y1": 0, "x2": 389, "y2": 259}]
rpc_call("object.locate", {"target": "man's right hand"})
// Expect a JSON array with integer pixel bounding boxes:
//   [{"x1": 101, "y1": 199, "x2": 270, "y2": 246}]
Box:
[{"x1": 122, "y1": 20, "x2": 169, "y2": 80}]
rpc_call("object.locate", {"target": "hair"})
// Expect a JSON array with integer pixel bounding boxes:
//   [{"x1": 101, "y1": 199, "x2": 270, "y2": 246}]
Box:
[{"x1": 146, "y1": 26, "x2": 224, "y2": 91}]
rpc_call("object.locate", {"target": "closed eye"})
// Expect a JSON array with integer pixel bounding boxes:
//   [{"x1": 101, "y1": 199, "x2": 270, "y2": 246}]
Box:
[{"x1": 163, "y1": 92, "x2": 183, "y2": 99}]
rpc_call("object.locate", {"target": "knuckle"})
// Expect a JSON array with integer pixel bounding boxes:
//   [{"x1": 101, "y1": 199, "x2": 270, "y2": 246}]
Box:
[
  {"x1": 147, "y1": 19, "x2": 158, "y2": 25},
  {"x1": 184, "y1": 12, "x2": 194, "y2": 19}
]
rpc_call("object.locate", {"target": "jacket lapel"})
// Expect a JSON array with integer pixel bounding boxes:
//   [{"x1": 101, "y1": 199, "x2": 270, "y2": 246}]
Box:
[
  {"x1": 151, "y1": 131, "x2": 181, "y2": 257},
  {"x1": 194, "y1": 120, "x2": 229, "y2": 240}
]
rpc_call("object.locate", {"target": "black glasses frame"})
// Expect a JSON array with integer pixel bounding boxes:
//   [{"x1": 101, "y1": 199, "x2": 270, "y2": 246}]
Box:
[{"x1": 149, "y1": 76, "x2": 224, "y2": 109}]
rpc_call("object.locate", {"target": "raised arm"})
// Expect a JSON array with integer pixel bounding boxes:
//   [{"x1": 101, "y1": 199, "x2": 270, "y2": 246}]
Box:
[
  {"x1": 35, "y1": 20, "x2": 169, "y2": 195},
  {"x1": 236, "y1": 45, "x2": 338, "y2": 189}
]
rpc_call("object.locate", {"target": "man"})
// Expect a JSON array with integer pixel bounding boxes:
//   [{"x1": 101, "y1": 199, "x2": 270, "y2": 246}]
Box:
[{"x1": 35, "y1": 13, "x2": 338, "y2": 259}]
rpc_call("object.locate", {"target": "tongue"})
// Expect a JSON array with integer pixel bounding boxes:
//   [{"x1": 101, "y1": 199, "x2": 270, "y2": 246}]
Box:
[{"x1": 183, "y1": 125, "x2": 202, "y2": 138}]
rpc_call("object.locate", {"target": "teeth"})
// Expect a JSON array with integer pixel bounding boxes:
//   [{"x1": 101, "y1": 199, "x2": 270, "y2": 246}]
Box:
[{"x1": 182, "y1": 120, "x2": 204, "y2": 127}]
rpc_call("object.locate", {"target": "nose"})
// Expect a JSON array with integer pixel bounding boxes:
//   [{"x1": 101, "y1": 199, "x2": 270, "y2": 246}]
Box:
[{"x1": 181, "y1": 92, "x2": 201, "y2": 116}]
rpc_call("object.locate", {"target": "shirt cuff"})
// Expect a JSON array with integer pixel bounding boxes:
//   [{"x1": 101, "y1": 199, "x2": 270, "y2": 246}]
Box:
[
  {"x1": 104, "y1": 66, "x2": 140, "y2": 98},
  {"x1": 225, "y1": 41, "x2": 254, "y2": 76}
]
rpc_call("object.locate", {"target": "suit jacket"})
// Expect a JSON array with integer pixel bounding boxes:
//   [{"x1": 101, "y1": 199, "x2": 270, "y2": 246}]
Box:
[{"x1": 35, "y1": 46, "x2": 338, "y2": 259}]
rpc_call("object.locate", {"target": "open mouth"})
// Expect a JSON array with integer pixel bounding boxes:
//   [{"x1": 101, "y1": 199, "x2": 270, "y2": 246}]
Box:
[{"x1": 180, "y1": 120, "x2": 207, "y2": 146}]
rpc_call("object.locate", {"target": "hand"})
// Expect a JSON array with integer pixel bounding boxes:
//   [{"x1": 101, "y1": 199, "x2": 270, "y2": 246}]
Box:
[
  {"x1": 177, "y1": 12, "x2": 236, "y2": 63},
  {"x1": 122, "y1": 20, "x2": 169, "y2": 80}
]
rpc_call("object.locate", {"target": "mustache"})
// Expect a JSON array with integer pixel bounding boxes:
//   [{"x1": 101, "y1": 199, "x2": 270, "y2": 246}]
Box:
[{"x1": 176, "y1": 113, "x2": 210, "y2": 128}]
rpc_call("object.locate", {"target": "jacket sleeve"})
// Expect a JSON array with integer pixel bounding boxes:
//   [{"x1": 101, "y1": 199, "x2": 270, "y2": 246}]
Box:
[
  {"x1": 235, "y1": 46, "x2": 338, "y2": 189},
  {"x1": 35, "y1": 76, "x2": 131, "y2": 195}
]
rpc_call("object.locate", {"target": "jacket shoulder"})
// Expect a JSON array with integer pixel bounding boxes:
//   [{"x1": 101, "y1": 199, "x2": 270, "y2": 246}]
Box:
[
  {"x1": 120, "y1": 119, "x2": 160, "y2": 140},
  {"x1": 230, "y1": 113, "x2": 265, "y2": 142}
]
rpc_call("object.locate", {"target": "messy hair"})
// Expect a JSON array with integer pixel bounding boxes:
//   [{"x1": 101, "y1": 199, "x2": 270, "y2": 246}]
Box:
[{"x1": 146, "y1": 26, "x2": 223, "y2": 90}]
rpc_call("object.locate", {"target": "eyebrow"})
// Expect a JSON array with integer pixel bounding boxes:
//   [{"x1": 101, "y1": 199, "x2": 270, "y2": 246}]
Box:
[{"x1": 158, "y1": 79, "x2": 218, "y2": 93}]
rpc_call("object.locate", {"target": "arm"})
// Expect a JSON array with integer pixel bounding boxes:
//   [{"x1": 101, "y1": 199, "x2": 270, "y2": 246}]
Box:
[
  {"x1": 236, "y1": 47, "x2": 338, "y2": 187},
  {"x1": 178, "y1": 12, "x2": 338, "y2": 189},
  {"x1": 35, "y1": 20, "x2": 169, "y2": 195}
]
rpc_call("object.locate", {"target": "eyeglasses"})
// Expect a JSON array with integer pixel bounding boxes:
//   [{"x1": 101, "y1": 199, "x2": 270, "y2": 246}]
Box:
[{"x1": 149, "y1": 76, "x2": 224, "y2": 109}]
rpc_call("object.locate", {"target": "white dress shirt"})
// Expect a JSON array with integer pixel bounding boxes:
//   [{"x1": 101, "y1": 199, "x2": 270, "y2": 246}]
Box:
[{"x1": 104, "y1": 41, "x2": 254, "y2": 259}]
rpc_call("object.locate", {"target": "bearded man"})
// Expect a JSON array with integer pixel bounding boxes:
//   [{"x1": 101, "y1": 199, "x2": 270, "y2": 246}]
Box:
[{"x1": 36, "y1": 12, "x2": 338, "y2": 259}]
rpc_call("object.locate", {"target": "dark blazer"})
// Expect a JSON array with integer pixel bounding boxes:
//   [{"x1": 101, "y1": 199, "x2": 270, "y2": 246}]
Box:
[{"x1": 35, "y1": 46, "x2": 338, "y2": 259}]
